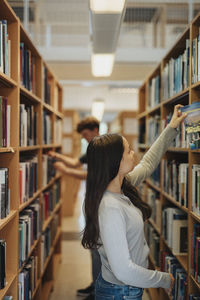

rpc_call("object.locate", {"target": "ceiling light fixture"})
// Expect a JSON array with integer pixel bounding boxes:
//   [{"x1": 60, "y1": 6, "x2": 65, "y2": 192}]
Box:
[
  {"x1": 91, "y1": 53, "x2": 115, "y2": 77},
  {"x1": 90, "y1": 0, "x2": 126, "y2": 13}
]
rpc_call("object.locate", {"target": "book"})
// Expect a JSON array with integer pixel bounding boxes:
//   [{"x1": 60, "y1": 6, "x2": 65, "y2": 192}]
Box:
[
  {"x1": 0, "y1": 239, "x2": 6, "y2": 290},
  {"x1": 180, "y1": 102, "x2": 200, "y2": 150}
]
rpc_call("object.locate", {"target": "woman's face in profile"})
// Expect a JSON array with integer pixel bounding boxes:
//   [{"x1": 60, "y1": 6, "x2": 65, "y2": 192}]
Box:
[{"x1": 119, "y1": 137, "x2": 135, "y2": 175}]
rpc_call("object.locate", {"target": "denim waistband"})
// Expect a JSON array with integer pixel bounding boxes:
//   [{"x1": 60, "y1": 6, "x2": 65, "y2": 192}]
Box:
[{"x1": 96, "y1": 273, "x2": 144, "y2": 296}]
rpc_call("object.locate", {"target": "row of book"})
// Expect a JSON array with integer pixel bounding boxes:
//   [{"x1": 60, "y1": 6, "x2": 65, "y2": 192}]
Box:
[
  {"x1": 43, "y1": 111, "x2": 52, "y2": 144},
  {"x1": 162, "y1": 39, "x2": 189, "y2": 101},
  {"x1": 18, "y1": 255, "x2": 39, "y2": 300},
  {"x1": 149, "y1": 163, "x2": 160, "y2": 187},
  {"x1": 0, "y1": 96, "x2": 10, "y2": 147},
  {"x1": 42, "y1": 155, "x2": 56, "y2": 187},
  {"x1": 147, "y1": 74, "x2": 160, "y2": 109},
  {"x1": 0, "y1": 168, "x2": 10, "y2": 219},
  {"x1": 19, "y1": 155, "x2": 38, "y2": 205},
  {"x1": 41, "y1": 214, "x2": 59, "y2": 272},
  {"x1": 19, "y1": 199, "x2": 41, "y2": 267},
  {"x1": 146, "y1": 188, "x2": 161, "y2": 230},
  {"x1": 191, "y1": 223, "x2": 200, "y2": 284},
  {"x1": 192, "y1": 32, "x2": 200, "y2": 84},
  {"x1": 162, "y1": 207, "x2": 187, "y2": 255},
  {"x1": 147, "y1": 115, "x2": 161, "y2": 145},
  {"x1": 161, "y1": 252, "x2": 187, "y2": 300},
  {"x1": 0, "y1": 20, "x2": 11, "y2": 76},
  {"x1": 192, "y1": 164, "x2": 200, "y2": 215},
  {"x1": 144, "y1": 223, "x2": 160, "y2": 267},
  {"x1": 43, "y1": 66, "x2": 51, "y2": 105},
  {"x1": 41, "y1": 181, "x2": 60, "y2": 222},
  {"x1": 20, "y1": 104, "x2": 37, "y2": 147},
  {"x1": 20, "y1": 42, "x2": 36, "y2": 93},
  {"x1": 162, "y1": 160, "x2": 189, "y2": 208}
]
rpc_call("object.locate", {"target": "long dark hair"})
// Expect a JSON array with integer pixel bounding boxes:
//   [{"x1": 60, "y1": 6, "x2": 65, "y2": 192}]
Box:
[{"x1": 81, "y1": 133, "x2": 151, "y2": 250}]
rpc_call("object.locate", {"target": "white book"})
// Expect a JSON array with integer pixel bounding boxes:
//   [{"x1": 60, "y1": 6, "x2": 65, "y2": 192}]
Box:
[{"x1": 172, "y1": 219, "x2": 187, "y2": 254}]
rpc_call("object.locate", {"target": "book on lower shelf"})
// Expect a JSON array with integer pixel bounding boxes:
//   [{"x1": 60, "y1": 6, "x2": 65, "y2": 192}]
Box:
[
  {"x1": 162, "y1": 207, "x2": 188, "y2": 255},
  {"x1": 0, "y1": 168, "x2": 10, "y2": 219},
  {"x1": 192, "y1": 164, "x2": 200, "y2": 215},
  {"x1": 19, "y1": 103, "x2": 37, "y2": 147},
  {"x1": 42, "y1": 155, "x2": 55, "y2": 187},
  {"x1": 0, "y1": 96, "x2": 11, "y2": 148},
  {"x1": 191, "y1": 223, "x2": 200, "y2": 284},
  {"x1": 20, "y1": 42, "x2": 36, "y2": 93},
  {"x1": 0, "y1": 239, "x2": 6, "y2": 290},
  {"x1": 18, "y1": 255, "x2": 39, "y2": 300},
  {"x1": 161, "y1": 252, "x2": 187, "y2": 299},
  {"x1": 0, "y1": 20, "x2": 11, "y2": 77}
]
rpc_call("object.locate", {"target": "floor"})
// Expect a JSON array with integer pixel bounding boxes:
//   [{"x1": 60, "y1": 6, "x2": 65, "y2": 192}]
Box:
[{"x1": 49, "y1": 182, "x2": 151, "y2": 300}]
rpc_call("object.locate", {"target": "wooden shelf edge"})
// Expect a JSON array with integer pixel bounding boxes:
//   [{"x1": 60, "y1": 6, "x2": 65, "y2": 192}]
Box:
[
  {"x1": 19, "y1": 190, "x2": 41, "y2": 212},
  {"x1": 161, "y1": 88, "x2": 189, "y2": 106},
  {"x1": 0, "y1": 147, "x2": 16, "y2": 153},
  {"x1": 190, "y1": 211, "x2": 200, "y2": 222},
  {"x1": 147, "y1": 103, "x2": 161, "y2": 114},
  {"x1": 148, "y1": 218, "x2": 161, "y2": 235},
  {"x1": 162, "y1": 191, "x2": 188, "y2": 213},
  {"x1": 20, "y1": 85, "x2": 41, "y2": 103},
  {"x1": 0, "y1": 210, "x2": 17, "y2": 231},
  {"x1": 146, "y1": 179, "x2": 161, "y2": 192},
  {"x1": 18, "y1": 237, "x2": 41, "y2": 273},
  {"x1": 0, "y1": 72, "x2": 17, "y2": 87},
  {"x1": 42, "y1": 202, "x2": 62, "y2": 232},
  {"x1": 191, "y1": 275, "x2": 200, "y2": 290},
  {"x1": 32, "y1": 278, "x2": 41, "y2": 299},
  {"x1": 19, "y1": 145, "x2": 40, "y2": 151},
  {"x1": 0, "y1": 273, "x2": 16, "y2": 299}
]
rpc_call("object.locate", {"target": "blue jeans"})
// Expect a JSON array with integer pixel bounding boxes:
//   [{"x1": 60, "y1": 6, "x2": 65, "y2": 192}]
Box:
[
  {"x1": 91, "y1": 249, "x2": 102, "y2": 287},
  {"x1": 95, "y1": 273, "x2": 144, "y2": 300}
]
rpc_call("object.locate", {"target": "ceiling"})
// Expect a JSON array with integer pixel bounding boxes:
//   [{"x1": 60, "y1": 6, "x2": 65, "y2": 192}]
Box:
[{"x1": 8, "y1": 0, "x2": 200, "y2": 121}]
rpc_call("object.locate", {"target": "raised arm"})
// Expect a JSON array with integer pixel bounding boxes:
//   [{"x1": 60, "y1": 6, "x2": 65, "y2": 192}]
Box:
[
  {"x1": 127, "y1": 104, "x2": 187, "y2": 186},
  {"x1": 48, "y1": 151, "x2": 82, "y2": 168},
  {"x1": 53, "y1": 162, "x2": 87, "y2": 180}
]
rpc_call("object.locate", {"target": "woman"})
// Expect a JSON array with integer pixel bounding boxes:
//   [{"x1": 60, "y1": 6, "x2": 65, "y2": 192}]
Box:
[{"x1": 82, "y1": 105, "x2": 186, "y2": 300}]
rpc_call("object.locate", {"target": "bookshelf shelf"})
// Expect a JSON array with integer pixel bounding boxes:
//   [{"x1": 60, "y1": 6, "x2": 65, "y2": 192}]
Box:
[
  {"x1": 0, "y1": 210, "x2": 17, "y2": 231},
  {"x1": 162, "y1": 88, "x2": 189, "y2": 106},
  {"x1": 20, "y1": 85, "x2": 41, "y2": 104},
  {"x1": 147, "y1": 103, "x2": 161, "y2": 115},
  {"x1": 19, "y1": 145, "x2": 40, "y2": 152},
  {"x1": 19, "y1": 190, "x2": 41, "y2": 212},
  {"x1": 191, "y1": 275, "x2": 200, "y2": 290},
  {"x1": 149, "y1": 218, "x2": 161, "y2": 235},
  {"x1": 0, "y1": 1, "x2": 63, "y2": 298},
  {"x1": 190, "y1": 211, "x2": 200, "y2": 222},
  {"x1": 0, "y1": 147, "x2": 16, "y2": 153},
  {"x1": 0, "y1": 273, "x2": 17, "y2": 299},
  {"x1": 146, "y1": 179, "x2": 161, "y2": 193},
  {"x1": 139, "y1": 17, "x2": 200, "y2": 296},
  {"x1": 0, "y1": 72, "x2": 17, "y2": 87},
  {"x1": 167, "y1": 147, "x2": 189, "y2": 152},
  {"x1": 42, "y1": 202, "x2": 61, "y2": 232},
  {"x1": 162, "y1": 191, "x2": 188, "y2": 213},
  {"x1": 18, "y1": 237, "x2": 41, "y2": 273}
]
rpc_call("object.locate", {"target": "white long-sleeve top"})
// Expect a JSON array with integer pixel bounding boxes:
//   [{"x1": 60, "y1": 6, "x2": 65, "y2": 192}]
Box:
[{"x1": 98, "y1": 125, "x2": 177, "y2": 289}]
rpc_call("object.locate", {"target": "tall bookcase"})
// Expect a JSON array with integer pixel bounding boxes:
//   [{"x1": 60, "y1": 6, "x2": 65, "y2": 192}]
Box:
[
  {"x1": 62, "y1": 110, "x2": 81, "y2": 216},
  {"x1": 0, "y1": 0, "x2": 63, "y2": 299},
  {"x1": 138, "y1": 12, "x2": 200, "y2": 299}
]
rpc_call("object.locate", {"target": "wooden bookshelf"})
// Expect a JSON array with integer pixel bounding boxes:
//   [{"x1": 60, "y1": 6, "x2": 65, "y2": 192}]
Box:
[
  {"x1": 139, "y1": 12, "x2": 200, "y2": 299},
  {"x1": 0, "y1": 0, "x2": 63, "y2": 299},
  {"x1": 62, "y1": 110, "x2": 81, "y2": 216}
]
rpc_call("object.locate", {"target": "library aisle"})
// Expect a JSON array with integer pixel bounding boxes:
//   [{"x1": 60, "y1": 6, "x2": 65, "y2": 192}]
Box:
[{"x1": 49, "y1": 181, "x2": 150, "y2": 300}]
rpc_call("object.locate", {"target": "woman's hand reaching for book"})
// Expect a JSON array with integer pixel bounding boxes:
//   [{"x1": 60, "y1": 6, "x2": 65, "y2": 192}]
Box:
[{"x1": 169, "y1": 104, "x2": 187, "y2": 129}]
